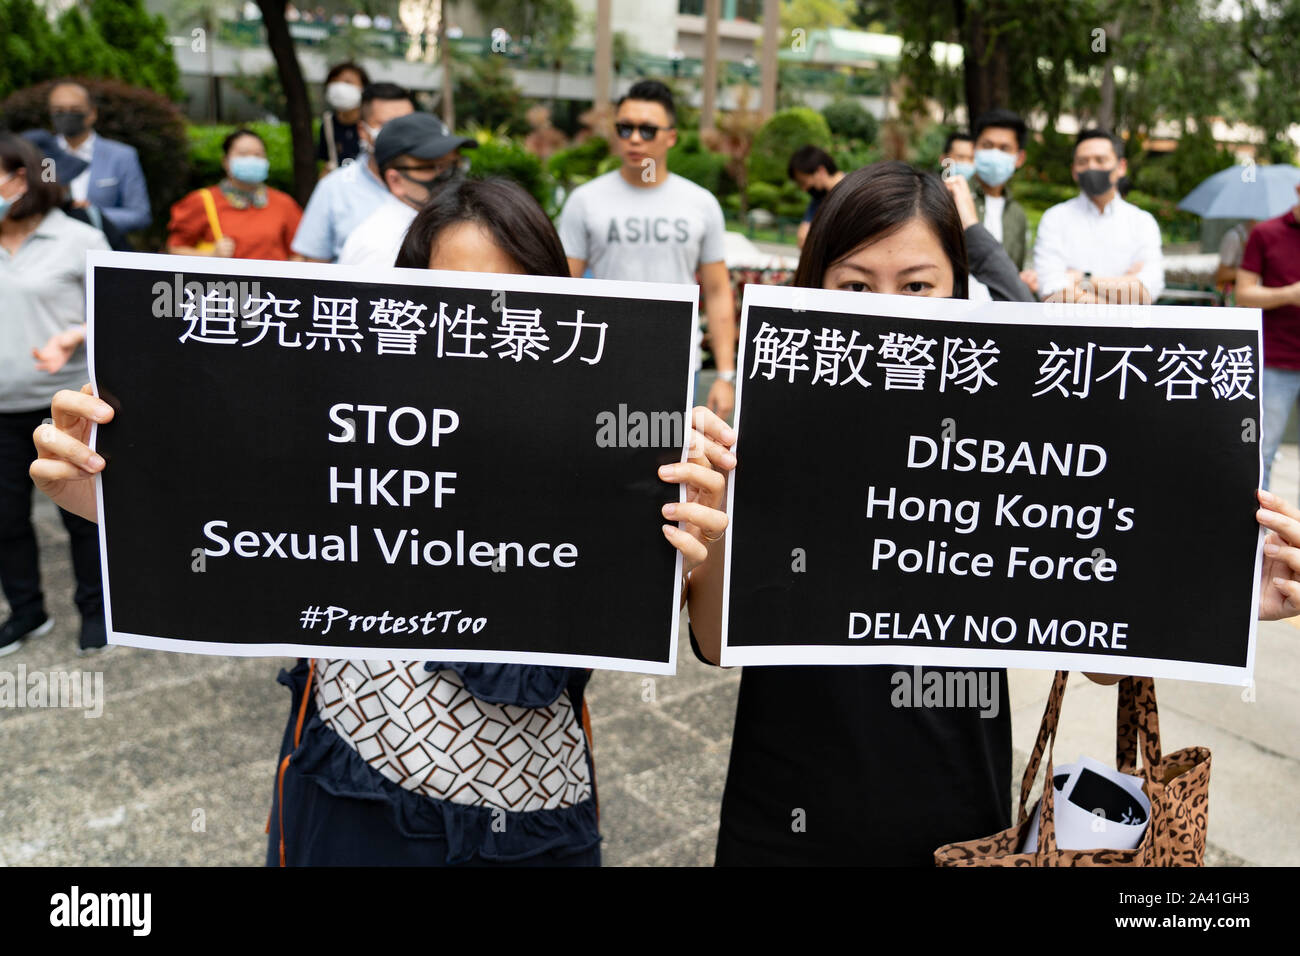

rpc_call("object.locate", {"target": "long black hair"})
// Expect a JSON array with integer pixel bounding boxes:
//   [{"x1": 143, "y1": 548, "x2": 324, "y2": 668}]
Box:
[
  {"x1": 0, "y1": 132, "x2": 61, "y2": 220},
  {"x1": 794, "y1": 160, "x2": 968, "y2": 299},
  {"x1": 395, "y1": 177, "x2": 569, "y2": 278}
]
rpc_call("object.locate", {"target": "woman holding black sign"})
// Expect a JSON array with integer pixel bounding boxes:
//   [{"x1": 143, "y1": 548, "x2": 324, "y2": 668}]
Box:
[
  {"x1": 683, "y1": 160, "x2": 1293, "y2": 865},
  {"x1": 29, "y1": 176, "x2": 736, "y2": 867}
]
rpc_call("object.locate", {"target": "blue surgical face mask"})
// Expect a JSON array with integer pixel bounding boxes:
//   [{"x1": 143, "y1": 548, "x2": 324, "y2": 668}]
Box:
[
  {"x1": 974, "y1": 148, "x2": 1017, "y2": 187},
  {"x1": 0, "y1": 172, "x2": 23, "y2": 220},
  {"x1": 946, "y1": 161, "x2": 975, "y2": 181},
  {"x1": 229, "y1": 156, "x2": 269, "y2": 184}
]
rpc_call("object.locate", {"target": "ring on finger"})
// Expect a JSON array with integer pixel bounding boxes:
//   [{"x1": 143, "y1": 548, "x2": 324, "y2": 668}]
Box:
[{"x1": 702, "y1": 526, "x2": 725, "y2": 542}]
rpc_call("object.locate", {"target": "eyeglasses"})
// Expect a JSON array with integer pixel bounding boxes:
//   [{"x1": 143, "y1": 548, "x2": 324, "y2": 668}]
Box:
[
  {"x1": 615, "y1": 122, "x2": 674, "y2": 140},
  {"x1": 392, "y1": 157, "x2": 470, "y2": 180}
]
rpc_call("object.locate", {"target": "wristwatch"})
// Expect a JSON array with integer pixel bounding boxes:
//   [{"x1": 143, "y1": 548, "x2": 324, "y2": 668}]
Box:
[{"x1": 717, "y1": 370, "x2": 736, "y2": 384}]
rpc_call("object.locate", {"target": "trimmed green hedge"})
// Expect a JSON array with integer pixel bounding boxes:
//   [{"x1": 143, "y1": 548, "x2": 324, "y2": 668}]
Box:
[
  {"x1": 668, "y1": 131, "x2": 731, "y2": 196},
  {"x1": 749, "y1": 107, "x2": 832, "y2": 185},
  {"x1": 468, "y1": 138, "x2": 548, "y2": 209}
]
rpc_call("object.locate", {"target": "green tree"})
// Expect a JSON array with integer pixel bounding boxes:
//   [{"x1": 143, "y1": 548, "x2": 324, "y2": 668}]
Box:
[
  {"x1": 1242, "y1": 0, "x2": 1300, "y2": 158},
  {"x1": 0, "y1": 0, "x2": 60, "y2": 101},
  {"x1": 853, "y1": 0, "x2": 1255, "y2": 180},
  {"x1": 52, "y1": 5, "x2": 119, "y2": 79},
  {"x1": 455, "y1": 54, "x2": 528, "y2": 136},
  {"x1": 88, "y1": 0, "x2": 182, "y2": 100},
  {"x1": 1, "y1": 0, "x2": 182, "y2": 103},
  {"x1": 780, "y1": 0, "x2": 850, "y2": 35}
]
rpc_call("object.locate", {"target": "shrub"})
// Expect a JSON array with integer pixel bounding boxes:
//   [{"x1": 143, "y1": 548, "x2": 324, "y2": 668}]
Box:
[
  {"x1": 0, "y1": 76, "x2": 188, "y2": 244},
  {"x1": 1011, "y1": 181, "x2": 1078, "y2": 208},
  {"x1": 748, "y1": 107, "x2": 832, "y2": 185},
  {"x1": 1022, "y1": 125, "x2": 1076, "y2": 185},
  {"x1": 454, "y1": 55, "x2": 529, "y2": 138},
  {"x1": 668, "y1": 130, "x2": 730, "y2": 195},
  {"x1": 821, "y1": 99, "x2": 878, "y2": 144},
  {"x1": 469, "y1": 137, "x2": 548, "y2": 209},
  {"x1": 907, "y1": 122, "x2": 951, "y2": 174},
  {"x1": 1163, "y1": 126, "x2": 1235, "y2": 198},
  {"x1": 187, "y1": 122, "x2": 295, "y2": 195},
  {"x1": 833, "y1": 142, "x2": 883, "y2": 173},
  {"x1": 546, "y1": 136, "x2": 609, "y2": 191},
  {"x1": 746, "y1": 181, "x2": 781, "y2": 212},
  {"x1": 745, "y1": 180, "x2": 807, "y2": 219},
  {"x1": 1131, "y1": 160, "x2": 1179, "y2": 199}
]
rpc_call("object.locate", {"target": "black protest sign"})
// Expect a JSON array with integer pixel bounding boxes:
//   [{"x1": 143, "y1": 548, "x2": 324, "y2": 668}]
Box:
[
  {"x1": 722, "y1": 284, "x2": 1262, "y2": 685},
  {"x1": 88, "y1": 252, "x2": 697, "y2": 672}
]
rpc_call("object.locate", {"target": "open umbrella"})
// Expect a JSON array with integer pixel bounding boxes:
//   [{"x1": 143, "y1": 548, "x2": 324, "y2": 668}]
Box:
[{"x1": 1177, "y1": 164, "x2": 1300, "y2": 220}]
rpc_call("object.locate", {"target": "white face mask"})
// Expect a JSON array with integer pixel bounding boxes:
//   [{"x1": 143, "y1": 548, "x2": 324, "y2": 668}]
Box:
[{"x1": 326, "y1": 82, "x2": 362, "y2": 112}]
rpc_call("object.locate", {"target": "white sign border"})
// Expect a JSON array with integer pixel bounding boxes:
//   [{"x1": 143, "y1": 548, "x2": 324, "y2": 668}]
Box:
[
  {"x1": 721, "y1": 284, "x2": 1263, "y2": 686},
  {"x1": 87, "y1": 250, "x2": 696, "y2": 675}
]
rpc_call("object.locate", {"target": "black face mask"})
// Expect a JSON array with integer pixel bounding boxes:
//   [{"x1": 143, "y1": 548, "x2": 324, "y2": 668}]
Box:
[
  {"x1": 806, "y1": 187, "x2": 828, "y2": 201},
  {"x1": 1078, "y1": 167, "x2": 1115, "y2": 197},
  {"x1": 52, "y1": 112, "x2": 88, "y2": 138}
]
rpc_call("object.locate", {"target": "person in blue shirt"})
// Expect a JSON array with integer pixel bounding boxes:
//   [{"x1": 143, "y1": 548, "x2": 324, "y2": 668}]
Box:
[
  {"x1": 787, "y1": 146, "x2": 845, "y2": 250},
  {"x1": 291, "y1": 83, "x2": 415, "y2": 262}
]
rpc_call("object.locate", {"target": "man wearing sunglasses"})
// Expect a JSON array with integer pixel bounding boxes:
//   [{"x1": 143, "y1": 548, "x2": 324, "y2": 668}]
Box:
[
  {"x1": 338, "y1": 113, "x2": 476, "y2": 267},
  {"x1": 558, "y1": 80, "x2": 736, "y2": 419}
]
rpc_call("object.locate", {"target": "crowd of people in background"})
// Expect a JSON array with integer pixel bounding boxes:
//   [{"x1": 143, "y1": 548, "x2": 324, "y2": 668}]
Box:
[{"x1": 7, "y1": 66, "x2": 1300, "y2": 867}]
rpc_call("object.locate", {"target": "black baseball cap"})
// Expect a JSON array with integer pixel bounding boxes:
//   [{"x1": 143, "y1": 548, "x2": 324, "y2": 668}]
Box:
[{"x1": 374, "y1": 113, "x2": 477, "y2": 168}]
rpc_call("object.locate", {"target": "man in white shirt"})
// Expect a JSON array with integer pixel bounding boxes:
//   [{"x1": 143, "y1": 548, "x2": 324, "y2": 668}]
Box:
[
  {"x1": 292, "y1": 83, "x2": 415, "y2": 262},
  {"x1": 557, "y1": 80, "x2": 736, "y2": 418},
  {"x1": 1033, "y1": 129, "x2": 1164, "y2": 305},
  {"x1": 337, "y1": 113, "x2": 477, "y2": 267}
]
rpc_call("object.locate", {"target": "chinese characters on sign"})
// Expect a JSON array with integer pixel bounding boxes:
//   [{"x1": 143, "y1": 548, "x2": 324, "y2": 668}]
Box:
[
  {"x1": 747, "y1": 321, "x2": 1256, "y2": 402},
  {"x1": 178, "y1": 287, "x2": 609, "y2": 365}
]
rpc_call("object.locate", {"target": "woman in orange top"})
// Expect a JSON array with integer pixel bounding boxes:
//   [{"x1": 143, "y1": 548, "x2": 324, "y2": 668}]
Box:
[{"x1": 167, "y1": 129, "x2": 303, "y2": 261}]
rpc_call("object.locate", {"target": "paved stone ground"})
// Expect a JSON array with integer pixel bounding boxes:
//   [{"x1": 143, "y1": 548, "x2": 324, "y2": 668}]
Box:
[{"x1": 3, "y1": 449, "x2": 1298, "y2": 866}]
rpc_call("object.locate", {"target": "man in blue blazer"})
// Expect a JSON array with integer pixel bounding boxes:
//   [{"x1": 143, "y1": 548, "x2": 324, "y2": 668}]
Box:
[{"x1": 48, "y1": 81, "x2": 151, "y2": 234}]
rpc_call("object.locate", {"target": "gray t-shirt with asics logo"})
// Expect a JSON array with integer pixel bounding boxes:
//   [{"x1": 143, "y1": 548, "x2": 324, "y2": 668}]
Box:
[{"x1": 557, "y1": 170, "x2": 727, "y2": 283}]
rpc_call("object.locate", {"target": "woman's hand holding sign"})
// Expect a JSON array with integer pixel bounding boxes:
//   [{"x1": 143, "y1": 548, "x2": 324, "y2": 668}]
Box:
[
  {"x1": 29, "y1": 384, "x2": 111, "y2": 524},
  {"x1": 1256, "y1": 488, "x2": 1300, "y2": 620},
  {"x1": 659, "y1": 405, "x2": 735, "y2": 574}
]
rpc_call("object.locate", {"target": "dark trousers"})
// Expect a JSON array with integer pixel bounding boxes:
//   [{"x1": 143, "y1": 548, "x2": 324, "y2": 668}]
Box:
[{"x1": 0, "y1": 407, "x2": 102, "y2": 630}]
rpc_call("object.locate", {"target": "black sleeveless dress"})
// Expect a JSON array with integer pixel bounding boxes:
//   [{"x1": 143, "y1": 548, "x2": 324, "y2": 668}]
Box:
[{"x1": 694, "y1": 632, "x2": 1011, "y2": 865}]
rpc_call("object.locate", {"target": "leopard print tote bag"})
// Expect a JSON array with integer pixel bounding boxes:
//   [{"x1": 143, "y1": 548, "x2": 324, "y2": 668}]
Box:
[{"x1": 934, "y1": 671, "x2": 1211, "y2": 867}]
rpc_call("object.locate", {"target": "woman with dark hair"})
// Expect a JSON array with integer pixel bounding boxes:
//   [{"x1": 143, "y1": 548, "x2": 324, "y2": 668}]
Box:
[
  {"x1": 318, "y1": 61, "x2": 371, "y2": 173},
  {"x1": 29, "y1": 176, "x2": 737, "y2": 866},
  {"x1": 685, "y1": 161, "x2": 1045, "y2": 865},
  {"x1": 167, "y1": 129, "x2": 303, "y2": 261},
  {"x1": 0, "y1": 132, "x2": 110, "y2": 656}
]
